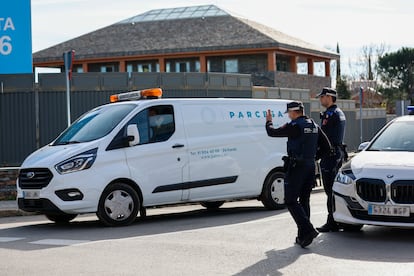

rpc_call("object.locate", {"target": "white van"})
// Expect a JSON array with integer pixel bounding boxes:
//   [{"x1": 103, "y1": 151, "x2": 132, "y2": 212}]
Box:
[{"x1": 17, "y1": 89, "x2": 290, "y2": 226}]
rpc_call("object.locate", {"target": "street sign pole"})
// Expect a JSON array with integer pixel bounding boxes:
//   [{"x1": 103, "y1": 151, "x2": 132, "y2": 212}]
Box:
[
  {"x1": 360, "y1": 86, "x2": 363, "y2": 143},
  {"x1": 65, "y1": 67, "x2": 71, "y2": 127},
  {"x1": 63, "y1": 50, "x2": 75, "y2": 127}
]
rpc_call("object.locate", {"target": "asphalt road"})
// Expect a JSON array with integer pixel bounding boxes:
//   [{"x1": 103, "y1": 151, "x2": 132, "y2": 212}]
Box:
[{"x1": 1, "y1": 192, "x2": 414, "y2": 276}]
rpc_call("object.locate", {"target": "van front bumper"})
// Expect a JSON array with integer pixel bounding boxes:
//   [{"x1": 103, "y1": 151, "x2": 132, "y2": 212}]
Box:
[{"x1": 18, "y1": 198, "x2": 68, "y2": 215}]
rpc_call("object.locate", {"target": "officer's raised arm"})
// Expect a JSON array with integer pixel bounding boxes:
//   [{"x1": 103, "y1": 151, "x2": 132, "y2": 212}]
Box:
[{"x1": 265, "y1": 109, "x2": 300, "y2": 138}]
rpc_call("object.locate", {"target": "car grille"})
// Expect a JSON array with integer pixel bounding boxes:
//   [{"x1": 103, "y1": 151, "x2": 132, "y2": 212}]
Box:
[
  {"x1": 356, "y1": 178, "x2": 386, "y2": 203},
  {"x1": 18, "y1": 168, "x2": 53, "y2": 189},
  {"x1": 391, "y1": 180, "x2": 414, "y2": 204}
]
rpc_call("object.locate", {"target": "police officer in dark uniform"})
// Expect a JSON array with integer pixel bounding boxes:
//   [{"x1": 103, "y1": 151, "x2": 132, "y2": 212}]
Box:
[
  {"x1": 266, "y1": 101, "x2": 331, "y2": 248},
  {"x1": 316, "y1": 88, "x2": 346, "y2": 232}
]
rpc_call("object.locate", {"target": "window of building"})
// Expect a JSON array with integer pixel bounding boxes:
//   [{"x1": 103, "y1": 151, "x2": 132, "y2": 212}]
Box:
[
  {"x1": 276, "y1": 55, "x2": 291, "y2": 72},
  {"x1": 126, "y1": 60, "x2": 159, "y2": 73},
  {"x1": 165, "y1": 58, "x2": 200, "y2": 73},
  {"x1": 176, "y1": 61, "x2": 190, "y2": 72},
  {"x1": 88, "y1": 62, "x2": 119, "y2": 73},
  {"x1": 224, "y1": 59, "x2": 238, "y2": 73},
  {"x1": 101, "y1": 65, "x2": 116, "y2": 73}
]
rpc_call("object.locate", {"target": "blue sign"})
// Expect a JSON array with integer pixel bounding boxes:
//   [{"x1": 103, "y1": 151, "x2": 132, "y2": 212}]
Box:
[{"x1": 0, "y1": 0, "x2": 32, "y2": 74}]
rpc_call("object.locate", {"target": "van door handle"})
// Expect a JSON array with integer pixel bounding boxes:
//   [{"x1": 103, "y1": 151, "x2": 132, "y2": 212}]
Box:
[{"x1": 172, "y1": 144, "x2": 185, "y2": 149}]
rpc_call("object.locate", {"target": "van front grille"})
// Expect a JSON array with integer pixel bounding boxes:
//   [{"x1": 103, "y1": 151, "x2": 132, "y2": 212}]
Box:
[{"x1": 18, "y1": 168, "x2": 53, "y2": 189}]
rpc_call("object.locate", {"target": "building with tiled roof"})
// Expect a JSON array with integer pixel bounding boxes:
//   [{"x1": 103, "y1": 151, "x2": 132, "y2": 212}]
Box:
[{"x1": 33, "y1": 5, "x2": 339, "y2": 91}]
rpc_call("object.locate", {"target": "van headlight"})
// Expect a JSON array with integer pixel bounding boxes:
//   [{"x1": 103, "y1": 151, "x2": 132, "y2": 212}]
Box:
[
  {"x1": 336, "y1": 172, "x2": 354, "y2": 185},
  {"x1": 55, "y1": 148, "x2": 97, "y2": 174}
]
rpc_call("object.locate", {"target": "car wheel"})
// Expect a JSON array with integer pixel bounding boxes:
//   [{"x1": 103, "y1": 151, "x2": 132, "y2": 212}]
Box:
[
  {"x1": 45, "y1": 214, "x2": 77, "y2": 224},
  {"x1": 97, "y1": 183, "x2": 140, "y2": 227},
  {"x1": 261, "y1": 171, "x2": 286, "y2": 210},
  {"x1": 200, "y1": 201, "x2": 225, "y2": 210},
  {"x1": 339, "y1": 223, "x2": 363, "y2": 232}
]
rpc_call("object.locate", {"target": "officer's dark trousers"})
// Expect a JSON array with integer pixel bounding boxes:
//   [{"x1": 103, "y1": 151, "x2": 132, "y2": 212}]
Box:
[
  {"x1": 285, "y1": 161, "x2": 315, "y2": 238},
  {"x1": 320, "y1": 151, "x2": 343, "y2": 224}
]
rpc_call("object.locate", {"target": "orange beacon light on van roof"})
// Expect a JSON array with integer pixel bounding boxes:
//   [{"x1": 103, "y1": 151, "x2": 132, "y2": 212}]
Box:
[{"x1": 110, "y1": 88, "x2": 163, "y2": 103}]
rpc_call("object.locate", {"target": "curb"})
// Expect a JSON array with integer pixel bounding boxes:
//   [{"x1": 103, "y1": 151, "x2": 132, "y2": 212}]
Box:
[{"x1": 0, "y1": 209, "x2": 34, "y2": 218}]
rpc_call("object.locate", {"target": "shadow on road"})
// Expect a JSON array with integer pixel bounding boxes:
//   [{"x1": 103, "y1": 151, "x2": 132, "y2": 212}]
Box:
[
  {"x1": 236, "y1": 227, "x2": 414, "y2": 275},
  {"x1": 0, "y1": 205, "x2": 285, "y2": 251}
]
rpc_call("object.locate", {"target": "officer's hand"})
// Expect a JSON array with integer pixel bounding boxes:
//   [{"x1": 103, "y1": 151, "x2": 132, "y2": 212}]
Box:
[{"x1": 266, "y1": 109, "x2": 272, "y2": 122}]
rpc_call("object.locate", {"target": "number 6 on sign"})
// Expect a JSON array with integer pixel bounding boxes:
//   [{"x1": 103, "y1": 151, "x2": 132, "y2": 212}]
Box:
[{"x1": 0, "y1": 36, "x2": 12, "y2": 55}]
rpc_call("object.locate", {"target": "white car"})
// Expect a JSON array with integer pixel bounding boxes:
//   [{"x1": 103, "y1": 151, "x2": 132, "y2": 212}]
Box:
[
  {"x1": 333, "y1": 113, "x2": 414, "y2": 229},
  {"x1": 17, "y1": 88, "x2": 290, "y2": 226}
]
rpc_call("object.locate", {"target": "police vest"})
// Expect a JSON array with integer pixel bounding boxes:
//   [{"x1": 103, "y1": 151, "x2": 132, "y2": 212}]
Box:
[
  {"x1": 321, "y1": 105, "x2": 346, "y2": 146},
  {"x1": 287, "y1": 117, "x2": 319, "y2": 160}
]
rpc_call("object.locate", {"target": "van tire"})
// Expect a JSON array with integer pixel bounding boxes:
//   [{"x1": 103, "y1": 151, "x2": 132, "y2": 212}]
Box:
[
  {"x1": 200, "y1": 201, "x2": 225, "y2": 210},
  {"x1": 261, "y1": 171, "x2": 286, "y2": 210},
  {"x1": 97, "y1": 183, "x2": 140, "y2": 227},
  {"x1": 45, "y1": 214, "x2": 77, "y2": 224}
]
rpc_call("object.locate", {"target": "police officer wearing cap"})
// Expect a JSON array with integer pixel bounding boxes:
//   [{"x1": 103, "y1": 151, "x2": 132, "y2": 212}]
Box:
[
  {"x1": 316, "y1": 87, "x2": 346, "y2": 232},
  {"x1": 266, "y1": 101, "x2": 331, "y2": 248}
]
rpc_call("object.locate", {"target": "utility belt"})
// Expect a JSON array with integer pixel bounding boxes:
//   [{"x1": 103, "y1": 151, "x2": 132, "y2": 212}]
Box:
[{"x1": 282, "y1": 156, "x2": 314, "y2": 171}]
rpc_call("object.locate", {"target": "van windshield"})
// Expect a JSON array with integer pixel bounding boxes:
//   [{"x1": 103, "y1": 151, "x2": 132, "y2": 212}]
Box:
[
  {"x1": 368, "y1": 121, "x2": 414, "y2": 152},
  {"x1": 53, "y1": 104, "x2": 136, "y2": 146}
]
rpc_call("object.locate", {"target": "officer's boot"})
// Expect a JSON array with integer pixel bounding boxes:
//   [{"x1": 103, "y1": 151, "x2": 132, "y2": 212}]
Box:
[{"x1": 316, "y1": 214, "x2": 339, "y2": 233}]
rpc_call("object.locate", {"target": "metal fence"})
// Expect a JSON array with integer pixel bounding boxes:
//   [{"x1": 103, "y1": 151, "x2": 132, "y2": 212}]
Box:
[{"x1": 0, "y1": 72, "x2": 252, "y2": 166}]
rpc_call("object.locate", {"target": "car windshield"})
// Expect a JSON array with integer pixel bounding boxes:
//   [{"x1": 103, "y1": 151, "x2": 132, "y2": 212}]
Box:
[
  {"x1": 53, "y1": 104, "x2": 136, "y2": 145},
  {"x1": 368, "y1": 121, "x2": 414, "y2": 152}
]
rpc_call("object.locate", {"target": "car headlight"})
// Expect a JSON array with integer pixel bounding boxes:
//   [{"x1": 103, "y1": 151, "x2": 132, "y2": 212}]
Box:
[
  {"x1": 55, "y1": 148, "x2": 97, "y2": 174},
  {"x1": 336, "y1": 172, "x2": 354, "y2": 185},
  {"x1": 335, "y1": 160, "x2": 356, "y2": 185}
]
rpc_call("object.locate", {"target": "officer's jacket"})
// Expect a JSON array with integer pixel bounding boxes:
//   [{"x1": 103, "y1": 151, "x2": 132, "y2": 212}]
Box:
[
  {"x1": 266, "y1": 116, "x2": 331, "y2": 160},
  {"x1": 320, "y1": 105, "x2": 346, "y2": 146}
]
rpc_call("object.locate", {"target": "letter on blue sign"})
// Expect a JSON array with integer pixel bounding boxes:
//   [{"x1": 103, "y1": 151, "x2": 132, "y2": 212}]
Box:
[{"x1": 229, "y1": 112, "x2": 235, "y2": 118}]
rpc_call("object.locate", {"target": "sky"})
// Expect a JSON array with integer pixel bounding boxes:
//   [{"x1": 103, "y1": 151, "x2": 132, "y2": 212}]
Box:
[{"x1": 31, "y1": 0, "x2": 413, "y2": 76}]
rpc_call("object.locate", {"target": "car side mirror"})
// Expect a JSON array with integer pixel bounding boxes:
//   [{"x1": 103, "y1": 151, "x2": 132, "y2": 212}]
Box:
[
  {"x1": 126, "y1": 124, "x2": 140, "y2": 147},
  {"x1": 358, "y1": 141, "x2": 370, "y2": 152}
]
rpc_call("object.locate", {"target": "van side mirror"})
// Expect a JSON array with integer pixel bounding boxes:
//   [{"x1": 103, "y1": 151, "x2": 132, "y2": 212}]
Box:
[
  {"x1": 126, "y1": 124, "x2": 140, "y2": 147},
  {"x1": 358, "y1": 141, "x2": 370, "y2": 152}
]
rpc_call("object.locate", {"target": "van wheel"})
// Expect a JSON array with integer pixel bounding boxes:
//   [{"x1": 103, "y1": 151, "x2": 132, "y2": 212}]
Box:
[
  {"x1": 261, "y1": 171, "x2": 285, "y2": 210},
  {"x1": 339, "y1": 223, "x2": 363, "y2": 232},
  {"x1": 200, "y1": 201, "x2": 225, "y2": 210},
  {"x1": 97, "y1": 183, "x2": 140, "y2": 227},
  {"x1": 46, "y1": 214, "x2": 77, "y2": 224}
]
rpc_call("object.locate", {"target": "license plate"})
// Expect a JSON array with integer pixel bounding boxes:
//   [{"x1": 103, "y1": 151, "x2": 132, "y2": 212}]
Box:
[
  {"x1": 368, "y1": 204, "x2": 410, "y2": 217},
  {"x1": 23, "y1": 190, "x2": 40, "y2": 199}
]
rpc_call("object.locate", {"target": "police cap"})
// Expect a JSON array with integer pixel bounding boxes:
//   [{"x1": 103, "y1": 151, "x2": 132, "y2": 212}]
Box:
[
  {"x1": 285, "y1": 101, "x2": 304, "y2": 113},
  {"x1": 316, "y1": 87, "x2": 337, "y2": 98}
]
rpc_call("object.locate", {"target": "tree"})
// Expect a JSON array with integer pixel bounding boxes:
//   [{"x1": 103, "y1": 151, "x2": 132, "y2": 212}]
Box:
[
  {"x1": 378, "y1": 47, "x2": 414, "y2": 101},
  {"x1": 336, "y1": 77, "x2": 351, "y2": 99},
  {"x1": 336, "y1": 43, "x2": 341, "y2": 83}
]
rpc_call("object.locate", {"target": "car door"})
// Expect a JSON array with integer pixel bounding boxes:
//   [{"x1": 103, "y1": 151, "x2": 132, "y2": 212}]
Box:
[{"x1": 123, "y1": 104, "x2": 189, "y2": 206}]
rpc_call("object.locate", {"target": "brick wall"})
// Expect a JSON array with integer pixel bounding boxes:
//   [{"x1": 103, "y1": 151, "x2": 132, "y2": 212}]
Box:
[
  {"x1": 0, "y1": 169, "x2": 18, "y2": 200},
  {"x1": 274, "y1": 71, "x2": 331, "y2": 96}
]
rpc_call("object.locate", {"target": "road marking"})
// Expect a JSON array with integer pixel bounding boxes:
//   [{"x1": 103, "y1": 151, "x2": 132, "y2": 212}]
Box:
[
  {"x1": 0, "y1": 237, "x2": 25, "y2": 242},
  {"x1": 29, "y1": 239, "x2": 90, "y2": 246}
]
